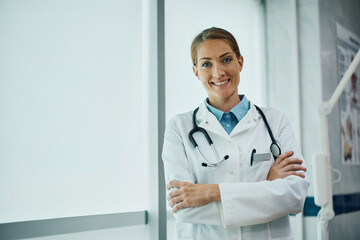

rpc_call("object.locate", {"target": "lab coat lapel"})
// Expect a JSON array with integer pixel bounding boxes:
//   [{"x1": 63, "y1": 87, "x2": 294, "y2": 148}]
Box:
[
  {"x1": 194, "y1": 101, "x2": 261, "y2": 138},
  {"x1": 196, "y1": 102, "x2": 230, "y2": 139},
  {"x1": 230, "y1": 102, "x2": 261, "y2": 136}
]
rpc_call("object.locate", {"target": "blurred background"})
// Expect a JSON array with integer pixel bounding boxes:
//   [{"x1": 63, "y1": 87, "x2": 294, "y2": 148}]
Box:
[{"x1": 0, "y1": 0, "x2": 359, "y2": 239}]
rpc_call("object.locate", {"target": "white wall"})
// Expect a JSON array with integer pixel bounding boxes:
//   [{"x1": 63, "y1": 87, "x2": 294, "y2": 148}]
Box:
[{"x1": 165, "y1": 0, "x2": 266, "y2": 122}]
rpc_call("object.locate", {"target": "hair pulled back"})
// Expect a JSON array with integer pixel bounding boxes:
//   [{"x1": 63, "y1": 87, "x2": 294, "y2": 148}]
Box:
[{"x1": 191, "y1": 27, "x2": 241, "y2": 66}]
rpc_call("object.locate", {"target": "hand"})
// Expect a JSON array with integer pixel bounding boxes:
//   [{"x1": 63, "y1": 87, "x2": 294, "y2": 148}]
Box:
[
  {"x1": 166, "y1": 181, "x2": 220, "y2": 213},
  {"x1": 267, "y1": 151, "x2": 307, "y2": 181}
]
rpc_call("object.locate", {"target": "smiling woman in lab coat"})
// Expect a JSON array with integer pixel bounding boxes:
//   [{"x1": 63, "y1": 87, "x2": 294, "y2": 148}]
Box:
[{"x1": 162, "y1": 27, "x2": 309, "y2": 240}]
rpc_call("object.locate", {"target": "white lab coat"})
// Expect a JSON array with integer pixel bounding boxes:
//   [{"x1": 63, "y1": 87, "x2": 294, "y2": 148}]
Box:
[{"x1": 162, "y1": 100, "x2": 310, "y2": 240}]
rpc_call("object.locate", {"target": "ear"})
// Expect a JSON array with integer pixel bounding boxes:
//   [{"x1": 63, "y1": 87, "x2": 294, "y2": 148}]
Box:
[
  {"x1": 238, "y1": 56, "x2": 244, "y2": 72},
  {"x1": 192, "y1": 65, "x2": 200, "y2": 80}
]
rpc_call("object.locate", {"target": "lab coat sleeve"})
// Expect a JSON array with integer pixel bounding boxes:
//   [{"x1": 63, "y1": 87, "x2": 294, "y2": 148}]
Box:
[
  {"x1": 219, "y1": 113, "x2": 310, "y2": 228},
  {"x1": 162, "y1": 117, "x2": 223, "y2": 226}
]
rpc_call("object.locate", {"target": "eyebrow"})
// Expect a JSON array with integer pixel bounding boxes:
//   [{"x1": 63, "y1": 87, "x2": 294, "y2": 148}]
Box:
[{"x1": 199, "y1": 52, "x2": 233, "y2": 61}]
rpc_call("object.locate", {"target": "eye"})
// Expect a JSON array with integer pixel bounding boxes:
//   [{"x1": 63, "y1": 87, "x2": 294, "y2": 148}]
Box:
[
  {"x1": 223, "y1": 57, "x2": 232, "y2": 63},
  {"x1": 201, "y1": 62, "x2": 211, "y2": 67}
]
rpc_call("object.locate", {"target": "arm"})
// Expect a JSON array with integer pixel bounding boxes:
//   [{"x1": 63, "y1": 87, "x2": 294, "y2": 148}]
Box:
[
  {"x1": 164, "y1": 114, "x2": 309, "y2": 227},
  {"x1": 219, "y1": 114, "x2": 310, "y2": 227},
  {"x1": 162, "y1": 118, "x2": 223, "y2": 226},
  {"x1": 219, "y1": 175, "x2": 308, "y2": 227},
  {"x1": 167, "y1": 150, "x2": 306, "y2": 213}
]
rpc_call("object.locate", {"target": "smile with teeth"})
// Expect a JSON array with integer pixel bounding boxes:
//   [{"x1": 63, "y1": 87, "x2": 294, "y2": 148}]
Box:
[{"x1": 213, "y1": 79, "x2": 230, "y2": 86}]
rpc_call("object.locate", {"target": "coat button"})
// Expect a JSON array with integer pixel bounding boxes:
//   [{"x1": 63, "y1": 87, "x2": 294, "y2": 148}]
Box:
[{"x1": 229, "y1": 170, "x2": 234, "y2": 175}]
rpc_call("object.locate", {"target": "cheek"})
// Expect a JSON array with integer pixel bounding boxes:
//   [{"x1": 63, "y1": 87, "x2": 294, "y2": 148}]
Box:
[
  {"x1": 231, "y1": 72, "x2": 240, "y2": 85},
  {"x1": 201, "y1": 79, "x2": 210, "y2": 87},
  {"x1": 198, "y1": 71, "x2": 211, "y2": 81},
  {"x1": 231, "y1": 66, "x2": 241, "y2": 78}
]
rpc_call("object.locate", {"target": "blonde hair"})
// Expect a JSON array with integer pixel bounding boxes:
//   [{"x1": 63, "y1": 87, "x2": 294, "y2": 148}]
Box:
[{"x1": 191, "y1": 27, "x2": 241, "y2": 66}]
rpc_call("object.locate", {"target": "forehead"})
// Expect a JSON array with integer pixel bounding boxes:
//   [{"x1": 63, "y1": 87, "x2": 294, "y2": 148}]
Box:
[{"x1": 196, "y1": 39, "x2": 233, "y2": 59}]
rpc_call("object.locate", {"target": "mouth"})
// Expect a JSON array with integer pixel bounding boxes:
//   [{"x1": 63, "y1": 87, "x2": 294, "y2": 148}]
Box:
[{"x1": 212, "y1": 79, "x2": 230, "y2": 86}]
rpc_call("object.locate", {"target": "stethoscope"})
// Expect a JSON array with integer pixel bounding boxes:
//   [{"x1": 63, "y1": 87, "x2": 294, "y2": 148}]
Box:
[{"x1": 188, "y1": 105, "x2": 281, "y2": 167}]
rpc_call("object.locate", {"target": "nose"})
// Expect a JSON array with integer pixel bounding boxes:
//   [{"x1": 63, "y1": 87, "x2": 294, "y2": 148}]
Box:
[{"x1": 212, "y1": 64, "x2": 225, "y2": 79}]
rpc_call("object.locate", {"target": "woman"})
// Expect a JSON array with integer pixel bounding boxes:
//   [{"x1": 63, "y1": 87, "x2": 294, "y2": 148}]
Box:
[{"x1": 162, "y1": 27, "x2": 309, "y2": 240}]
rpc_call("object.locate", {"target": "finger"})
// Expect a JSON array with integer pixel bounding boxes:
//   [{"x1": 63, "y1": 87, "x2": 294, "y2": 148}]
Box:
[
  {"x1": 274, "y1": 151, "x2": 294, "y2": 165},
  {"x1": 278, "y1": 158, "x2": 303, "y2": 168},
  {"x1": 276, "y1": 158, "x2": 302, "y2": 169},
  {"x1": 283, "y1": 164, "x2": 307, "y2": 172},
  {"x1": 172, "y1": 201, "x2": 186, "y2": 213},
  {"x1": 167, "y1": 189, "x2": 181, "y2": 200},
  {"x1": 285, "y1": 171, "x2": 306, "y2": 178},
  {"x1": 167, "y1": 180, "x2": 182, "y2": 190},
  {"x1": 168, "y1": 196, "x2": 182, "y2": 208}
]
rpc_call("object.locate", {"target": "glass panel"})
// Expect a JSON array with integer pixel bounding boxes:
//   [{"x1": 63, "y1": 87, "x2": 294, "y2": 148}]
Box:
[{"x1": 0, "y1": 0, "x2": 145, "y2": 223}]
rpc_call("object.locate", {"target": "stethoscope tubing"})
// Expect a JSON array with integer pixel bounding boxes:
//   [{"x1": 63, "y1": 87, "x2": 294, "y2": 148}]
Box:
[
  {"x1": 188, "y1": 108, "x2": 213, "y2": 148},
  {"x1": 189, "y1": 104, "x2": 281, "y2": 167},
  {"x1": 254, "y1": 105, "x2": 281, "y2": 158}
]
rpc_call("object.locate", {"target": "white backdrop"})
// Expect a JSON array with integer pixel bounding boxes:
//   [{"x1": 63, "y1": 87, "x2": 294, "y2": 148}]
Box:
[{"x1": 165, "y1": 0, "x2": 266, "y2": 122}]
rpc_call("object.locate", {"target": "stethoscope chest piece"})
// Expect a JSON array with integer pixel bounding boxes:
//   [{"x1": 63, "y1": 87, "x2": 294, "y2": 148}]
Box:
[{"x1": 270, "y1": 142, "x2": 281, "y2": 159}]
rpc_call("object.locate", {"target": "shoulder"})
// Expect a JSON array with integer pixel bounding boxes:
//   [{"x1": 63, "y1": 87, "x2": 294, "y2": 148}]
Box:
[
  {"x1": 261, "y1": 107, "x2": 286, "y2": 119},
  {"x1": 253, "y1": 104, "x2": 290, "y2": 128},
  {"x1": 253, "y1": 103, "x2": 286, "y2": 119},
  {"x1": 168, "y1": 110, "x2": 193, "y2": 126},
  {"x1": 165, "y1": 110, "x2": 194, "y2": 135}
]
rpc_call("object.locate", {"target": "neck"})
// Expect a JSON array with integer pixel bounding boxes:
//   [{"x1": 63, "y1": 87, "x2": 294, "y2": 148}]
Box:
[{"x1": 208, "y1": 93, "x2": 240, "y2": 112}]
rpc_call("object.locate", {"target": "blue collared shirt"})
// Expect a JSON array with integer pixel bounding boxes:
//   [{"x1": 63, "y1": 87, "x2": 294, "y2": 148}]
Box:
[{"x1": 205, "y1": 95, "x2": 250, "y2": 134}]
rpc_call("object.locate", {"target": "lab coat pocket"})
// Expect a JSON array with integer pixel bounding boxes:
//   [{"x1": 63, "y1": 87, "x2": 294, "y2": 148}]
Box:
[
  {"x1": 251, "y1": 152, "x2": 272, "y2": 166},
  {"x1": 248, "y1": 151, "x2": 274, "y2": 181}
]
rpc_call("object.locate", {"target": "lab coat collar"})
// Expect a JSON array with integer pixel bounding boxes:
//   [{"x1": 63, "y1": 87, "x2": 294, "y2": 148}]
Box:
[
  {"x1": 205, "y1": 95, "x2": 250, "y2": 122},
  {"x1": 197, "y1": 101, "x2": 229, "y2": 138},
  {"x1": 196, "y1": 100, "x2": 261, "y2": 138},
  {"x1": 230, "y1": 102, "x2": 261, "y2": 136}
]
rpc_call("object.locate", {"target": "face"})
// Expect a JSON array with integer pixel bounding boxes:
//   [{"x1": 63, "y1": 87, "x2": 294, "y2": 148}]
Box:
[{"x1": 193, "y1": 39, "x2": 243, "y2": 105}]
